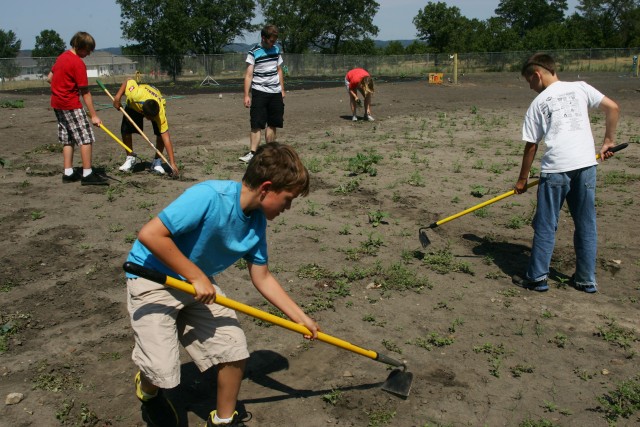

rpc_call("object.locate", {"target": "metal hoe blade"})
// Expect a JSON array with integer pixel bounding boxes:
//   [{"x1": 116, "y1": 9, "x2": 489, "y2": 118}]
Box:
[
  {"x1": 418, "y1": 227, "x2": 431, "y2": 248},
  {"x1": 381, "y1": 368, "x2": 413, "y2": 398}
]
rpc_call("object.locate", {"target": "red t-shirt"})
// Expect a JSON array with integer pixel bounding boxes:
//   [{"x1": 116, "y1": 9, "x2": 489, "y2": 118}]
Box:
[
  {"x1": 50, "y1": 50, "x2": 88, "y2": 110},
  {"x1": 345, "y1": 68, "x2": 370, "y2": 90}
]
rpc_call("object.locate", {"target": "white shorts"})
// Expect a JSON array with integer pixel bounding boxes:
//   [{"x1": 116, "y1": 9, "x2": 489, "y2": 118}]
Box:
[{"x1": 127, "y1": 277, "x2": 250, "y2": 389}]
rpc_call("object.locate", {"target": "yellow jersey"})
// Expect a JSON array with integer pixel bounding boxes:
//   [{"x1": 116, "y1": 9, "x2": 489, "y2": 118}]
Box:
[{"x1": 124, "y1": 79, "x2": 168, "y2": 133}]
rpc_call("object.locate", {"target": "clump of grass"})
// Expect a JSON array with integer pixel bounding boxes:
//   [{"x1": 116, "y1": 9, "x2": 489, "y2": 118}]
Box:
[
  {"x1": 595, "y1": 319, "x2": 637, "y2": 350},
  {"x1": 510, "y1": 364, "x2": 535, "y2": 378},
  {"x1": 30, "y1": 210, "x2": 45, "y2": 221},
  {"x1": 297, "y1": 263, "x2": 335, "y2": 280},
  {"x1": 367, "y1": 408, "x2": 396, "y2": 427},
  {"x1": 473, "y1": 207, "x2": 490, "y2": 218},
  {"x1": 381, "y1": 339, "x2": 402, "y2": 354},
  {"x1": 1, "y1": 99, "x2": 24, "y2": 108},
  {"x1": 518, "y1": 418, "x2": 559, "y2": 427},
  {"x1": 32, "y1": 143, "x2": 63, "y2": 153},
  {"x1": 322, "y1": 389, "x2": 344, "y2": 405},
  {"x1": 602, "y1": 170, "x2": 640, "y2": 186},
  {"x1": 596, "y1": 375, "x2": 640, "y2": 423},
  {"x1": 368, "y1": 210, "x2": 389, "y2": 227},
  {"x1": 378, "y1": 262, "x2": 431, "y2": 292},
  {"x1": 32, "y1": 361, "x2": 83, "y2": 392},
  {"x1": 471, "y1": 185, "x2": 489, "y2": 197},
  {"x1": 347, "y1": 150, "x2": 382, "y2": 176},
  {"x1": 506, "y1": 214, "x2": 528, "y2": 229},
  {"x1": 422, "y1": 245, "x2": 474, "y2": 275},
  {"x1": 302, "y1": 200, "x2": 320, "y2": 216},
  {"x1": 407, "y1": 170, "x2": 425, "y2": 187},
  {"x1": 410, "y1": 332, "x2": 455, "y2": 351},
  {"x1": 334, "y1": 177, "x2": 361, "y2": 194}
]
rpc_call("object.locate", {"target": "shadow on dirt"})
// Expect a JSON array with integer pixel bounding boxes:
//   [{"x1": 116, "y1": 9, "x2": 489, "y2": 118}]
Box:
[
  {"x1": 462, "y1": 233, "x2": 569, "y2": 283},
  {"x1": 162, "y1": 349, "x2": 383, "y2": 425}
]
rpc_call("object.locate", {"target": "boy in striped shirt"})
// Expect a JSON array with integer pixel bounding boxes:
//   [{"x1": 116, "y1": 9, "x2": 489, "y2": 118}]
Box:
[{"x1": 240, "y1": 25, "x2": 285, "y2": 163}]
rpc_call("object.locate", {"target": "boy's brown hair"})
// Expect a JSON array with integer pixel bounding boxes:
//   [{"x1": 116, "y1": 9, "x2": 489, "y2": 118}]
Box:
[
  {"x1": 243, "y1": 142, "x2": 310, "y2": 196},
  {"x1": 70, "y1": 32, "x2": 96, "y2": 52},
  {"x1": 521, "y1": 53, "x2": 556, "y2": 77},
  {"x1": 261, "y1": 25, "x2": 279, "y2": 40}
]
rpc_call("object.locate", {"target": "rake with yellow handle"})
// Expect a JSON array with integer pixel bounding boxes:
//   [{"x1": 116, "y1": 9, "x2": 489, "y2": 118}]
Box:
[
  {"x1": 419, "y1": 143, "x2": 629, "y2": 247},
  {"x1": 96, "y1": 80, "x2": 177, "y2": 175},
  {"x1": 123, "y1": 261, "x2": 414, "y2": 398}
]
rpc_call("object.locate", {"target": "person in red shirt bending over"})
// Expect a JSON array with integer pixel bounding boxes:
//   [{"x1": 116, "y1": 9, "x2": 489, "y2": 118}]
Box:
[
  {"x1": 345, "y1": 68, "x2": 375, "y2": 122},
  {"x1": 48, "y1": 31, "x2": 108, "y2": 185}
]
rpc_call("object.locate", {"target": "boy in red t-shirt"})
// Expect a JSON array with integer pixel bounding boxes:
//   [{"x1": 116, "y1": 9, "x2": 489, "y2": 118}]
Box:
[{"x1": 48, "y1": 31, "x2": 108, "y2": 185}]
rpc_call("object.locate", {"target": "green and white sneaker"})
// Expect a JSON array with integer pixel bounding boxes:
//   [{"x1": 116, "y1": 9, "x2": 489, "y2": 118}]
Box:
[{"x1": 205, "y1": 410, "x2": 251, "y2": 426}]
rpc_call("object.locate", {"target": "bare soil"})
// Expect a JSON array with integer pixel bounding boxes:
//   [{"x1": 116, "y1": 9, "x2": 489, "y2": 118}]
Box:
[{"x1": 1, "y1": 72, "x2": 639, "y2": 427}]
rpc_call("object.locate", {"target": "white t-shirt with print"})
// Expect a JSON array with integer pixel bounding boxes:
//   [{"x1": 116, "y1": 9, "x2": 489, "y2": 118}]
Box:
[{"x1": 522, "y1": 81, "x2": 604, "y2": 173}]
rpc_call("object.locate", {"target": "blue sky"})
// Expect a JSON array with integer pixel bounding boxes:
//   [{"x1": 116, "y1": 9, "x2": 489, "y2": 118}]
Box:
[{"x1": 2, "y1": 0, "x2": 580, "y2": 50}]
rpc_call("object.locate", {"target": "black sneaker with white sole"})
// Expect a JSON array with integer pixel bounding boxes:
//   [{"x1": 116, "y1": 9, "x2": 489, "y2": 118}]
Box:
[{"x1": 80, "y1": 171, "x2": 109, "y2": 186}]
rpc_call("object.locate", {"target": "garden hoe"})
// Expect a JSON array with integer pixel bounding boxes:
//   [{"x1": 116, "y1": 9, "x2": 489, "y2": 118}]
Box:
[
  {"x1": 96, "y1": 80, "x2": 177, "y2": 175},
  {"x1": 123, "y1": 262, "x2": 414, "y2": 398},
  {"x1": 419, "y1": 143, "x2": 628, "y2": 248}
]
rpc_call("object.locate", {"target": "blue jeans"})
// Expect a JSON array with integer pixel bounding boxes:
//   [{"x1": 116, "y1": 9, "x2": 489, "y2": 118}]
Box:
[{"x1": 526, "y1": 166, "x2": 597, "y2": 288}]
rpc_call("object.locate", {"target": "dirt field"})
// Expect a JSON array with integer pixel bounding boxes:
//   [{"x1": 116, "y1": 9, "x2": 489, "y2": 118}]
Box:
[{"x1": 1, "y1": 72, "x2": 639, "y2": 427}]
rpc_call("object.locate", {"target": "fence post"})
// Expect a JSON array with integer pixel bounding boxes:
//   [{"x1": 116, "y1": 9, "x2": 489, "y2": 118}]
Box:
[{"x1": 453, "y1": 53, "x2": 458, "y2": 84}]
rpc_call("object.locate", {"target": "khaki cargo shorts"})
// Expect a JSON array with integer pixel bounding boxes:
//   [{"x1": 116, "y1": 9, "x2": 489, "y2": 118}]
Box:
[{"x1": 127, "y1": 276, "x2": 250, "y2": 389}]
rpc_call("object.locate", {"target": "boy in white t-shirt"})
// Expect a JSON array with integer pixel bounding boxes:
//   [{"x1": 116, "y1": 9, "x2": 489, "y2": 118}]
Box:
[{"x1": 512, "y1": 53, "x2": 619, "y2": 293}]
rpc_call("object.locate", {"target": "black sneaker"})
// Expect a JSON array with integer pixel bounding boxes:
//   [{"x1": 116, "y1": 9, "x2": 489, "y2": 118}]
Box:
[
  {"x1": 62, "y1": 170, "x2": 81, "y2": 183},
  {"x1": 80, "y1": 171, "x2": 109, "y2": 186},
  {"x1": 206, "y1": 410, "x2": 251, "y2": 426},
  {"x1": 512, "y1": 275, "x2": 549, "y2": 292},
  {"x1": 135, "y1": 372, "x2": 179, "y2": 427}
]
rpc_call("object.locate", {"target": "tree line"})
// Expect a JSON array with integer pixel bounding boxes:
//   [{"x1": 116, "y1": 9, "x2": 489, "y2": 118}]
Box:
[{"x1": 2, "y1": 0, "x2": 639, "y2": 80}]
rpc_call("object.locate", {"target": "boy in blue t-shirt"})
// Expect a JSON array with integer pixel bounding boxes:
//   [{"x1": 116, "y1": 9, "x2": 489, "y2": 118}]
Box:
[{"x1": 125, "y1": 142, "x2": 319, "y2": 426}]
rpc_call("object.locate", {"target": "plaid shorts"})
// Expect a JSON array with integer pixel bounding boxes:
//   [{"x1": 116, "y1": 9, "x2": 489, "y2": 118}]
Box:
[
  {"x1": 127, "y1": 276, "x2": 250, "y2": 389},
  {"x1": 54, "y1": 108, "x2": 95, "y2": 146}
]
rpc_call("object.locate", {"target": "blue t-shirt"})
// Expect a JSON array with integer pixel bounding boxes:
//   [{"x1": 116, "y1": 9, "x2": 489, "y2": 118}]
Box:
[{"x1": 126, "y1": 180, "x2": 268, "y2": 279}]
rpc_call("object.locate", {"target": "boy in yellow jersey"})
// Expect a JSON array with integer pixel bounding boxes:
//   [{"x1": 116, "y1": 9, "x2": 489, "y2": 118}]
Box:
[{"x1": 113, "y1": 79, "x2": 179, "y2": 175}]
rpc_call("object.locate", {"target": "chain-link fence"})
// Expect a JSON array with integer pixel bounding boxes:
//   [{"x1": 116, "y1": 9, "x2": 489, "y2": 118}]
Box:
[{"x1": 1, "y1": 48, "x2": 638, "y2": 91}]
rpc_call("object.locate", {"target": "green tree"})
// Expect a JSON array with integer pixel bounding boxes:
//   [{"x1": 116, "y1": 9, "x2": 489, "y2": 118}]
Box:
[
  {"x1": 32, "y1": 29, "x2": 65, "y2": 76},
  {"x1": 482, "y1": 17, "x2": 523, "y2": 51},
  {"x1": 0, "y1": 29, "x2": 21, "y2": 81},
  {"x1": 339, "y1": 38, "x2": 377, "y2": 55},
  {"x1": 311, "y1": 0, "x2": 379, "y2": 54},
  {"x1": 413, "y1": 2, "x2": 468, "y2": 53},
  {"x1": 189, "y1": 0, "x2": 256, "y2": 54},
  {"x1": 258, "y1": 0, "x2": 317, "y2": 53},
  {"x1": 259, "y1": 0, "x2": 378, "y2": 54},
  {"x1": 118, "y1": 0, "x2": 188, "y2": 79},
  {"x1": 383, "y1": 41, "x2": 405, "y2": 55},
  {"x1": 522, "y1": 22, "x2": 570, "y2": 50},
  {"x1": 0, "y1": 29, "x2": 21, "y2": 58},
  {"x1": 404, "y1": 40, "x2": 430, "y2": 54},
  {"x1": 576, "y1": 0, "x2": 640, "y2": 47},
  {"x1": 118, "y1": 0, "x2": 255, "y2": 79},
  {"x1": 495, "y1": 0, "x2": 568, "y2": 36}
]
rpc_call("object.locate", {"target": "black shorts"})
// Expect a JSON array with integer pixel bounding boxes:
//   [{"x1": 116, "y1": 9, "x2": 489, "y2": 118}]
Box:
[
  {"x1": 121, "y1": 106, "x2": 160, "y2": 136},
  {"x1": 250, "y1": 89, "x2": 284, "y2": 130}
]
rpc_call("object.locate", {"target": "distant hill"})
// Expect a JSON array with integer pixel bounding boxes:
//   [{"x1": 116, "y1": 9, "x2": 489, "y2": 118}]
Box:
[{"x1": 19, "y1": 39, "x2": 419, "y2": 56}]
